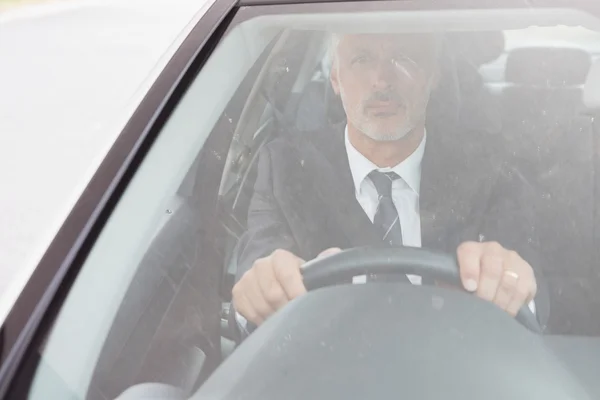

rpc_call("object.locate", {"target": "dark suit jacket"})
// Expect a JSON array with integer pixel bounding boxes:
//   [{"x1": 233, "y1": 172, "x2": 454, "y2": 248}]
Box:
[{"x1": 235, "y1": 122, "x2": 549, "y2": 325}]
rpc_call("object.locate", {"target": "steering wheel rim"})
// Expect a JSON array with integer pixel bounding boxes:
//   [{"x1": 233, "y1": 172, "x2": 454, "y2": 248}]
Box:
[{"x1": 301, "y1": 246, "x2": 541, "y2": 333}]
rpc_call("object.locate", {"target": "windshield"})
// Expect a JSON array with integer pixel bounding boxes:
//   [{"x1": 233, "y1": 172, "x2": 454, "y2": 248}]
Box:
[{"x1": 17, "y1": 4, "x2": 600, "y2": 400}]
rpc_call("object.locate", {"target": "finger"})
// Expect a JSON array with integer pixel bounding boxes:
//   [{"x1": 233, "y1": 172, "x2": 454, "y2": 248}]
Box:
[
  {"x1": 232, "y1": 282, "x2": 264, "y2": 325},
  {"x1": 506, "y1": 277, "x2": 531, "y2": 317},
  {"x1": 521, "y1": 268, "x2": 537, "y2": 305},
  {"x1": 243, "y1": 269, "x2": 276, "y2": 320},
  {"x1": 506, "y1": 269, "x2": 536, "y2": 317},
  {"x1": 317, "y1": 247, "x2": 342, "y2": 258},
  {"x1": 456, "y1": 242, "x2": 483, "y2": 292},
  {"x1": 271, "y1": 249, "x2": 307, "y2": 300},
  {"x1": 241, "y1": 291, "x2": 266, "y2": 326},
  {"x1": 492, "y1": 270, "x2": 519, "y2": 311},
  {"x1": 477, "y1": 251, "x2": 504, "y2": 302},
  {"x1": 505, "y1": 251, "x2": 537, "y2": 316},
  {"x1": 255, "y1": 259, "x2": 289, "y2": 310},
  {"x1": 526, "y1": 279, "x2": 538, "y2": 305}
]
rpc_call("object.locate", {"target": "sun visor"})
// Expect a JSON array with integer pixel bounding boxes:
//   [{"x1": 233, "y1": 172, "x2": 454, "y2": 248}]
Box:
[{"x1": 584, "y1": 59, "x2": 600, "y2": 109}]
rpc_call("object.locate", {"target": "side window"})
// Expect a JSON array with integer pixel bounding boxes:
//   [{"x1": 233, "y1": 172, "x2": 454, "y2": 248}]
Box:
[{"x1": 25, "y1": 21, "x2": 288, "y2": 400}]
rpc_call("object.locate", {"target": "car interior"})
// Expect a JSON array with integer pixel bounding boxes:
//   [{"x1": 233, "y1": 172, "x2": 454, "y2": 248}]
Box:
[{"x1": 20, "y1": 8, "x2": 600, "y2": 400}]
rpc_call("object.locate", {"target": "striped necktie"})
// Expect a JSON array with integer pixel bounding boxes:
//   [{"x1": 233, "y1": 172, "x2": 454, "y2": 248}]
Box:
[
  {"x1": 366, "y1": 170, "x2": 408, "y2": 283},
  {"x1": 368, "y1": 170, "x2": 404, "y2": 246}
]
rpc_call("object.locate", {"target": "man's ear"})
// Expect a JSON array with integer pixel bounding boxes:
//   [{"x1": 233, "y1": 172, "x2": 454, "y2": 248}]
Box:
[{"x1": 330, "y1": 63, "x2": 341, "y2": 95}]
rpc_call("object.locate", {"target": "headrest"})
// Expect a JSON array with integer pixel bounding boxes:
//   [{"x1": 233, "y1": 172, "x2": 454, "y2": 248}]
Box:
[
  {"x1": 505, "y1": 47, "x2": 591, "y2": 86},
  {"x1": 584, "y1": 59, "x2": 600, "y2": 109},
  {"x1": 445, "y1": 31, "x2": 505, "y2": 67}
]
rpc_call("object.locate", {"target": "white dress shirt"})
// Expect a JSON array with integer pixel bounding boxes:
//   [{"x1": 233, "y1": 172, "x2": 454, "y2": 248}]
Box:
[{"x1": 344, "y1": 128, "x2": 426, "y2": 285}]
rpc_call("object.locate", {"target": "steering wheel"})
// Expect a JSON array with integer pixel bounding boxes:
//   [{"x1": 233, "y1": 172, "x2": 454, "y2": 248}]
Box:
[{"x1": 301, "y1": 246, "x2": 542, "y2": 333}]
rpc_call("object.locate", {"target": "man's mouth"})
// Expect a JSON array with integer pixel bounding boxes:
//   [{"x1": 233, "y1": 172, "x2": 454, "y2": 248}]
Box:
[{"x1": 366, "y1": 101, "x2": 402, "y2": 116}]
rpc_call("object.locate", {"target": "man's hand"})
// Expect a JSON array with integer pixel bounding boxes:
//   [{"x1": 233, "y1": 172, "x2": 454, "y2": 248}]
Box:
[
  {"x1": 232, "y1": 248, "x2": 340, "y2": 325},
  {"x1": 457, "y1": 241, "x2": 537, "y2": 316}
]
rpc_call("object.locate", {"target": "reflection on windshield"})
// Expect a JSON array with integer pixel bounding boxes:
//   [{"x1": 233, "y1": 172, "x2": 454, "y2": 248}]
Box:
[{"x1": 25, "y1": 15, "x2": 600, "y2": 400}]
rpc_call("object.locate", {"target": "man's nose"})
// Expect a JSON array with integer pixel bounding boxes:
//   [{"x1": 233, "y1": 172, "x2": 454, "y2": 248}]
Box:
[{"x1": 371, "y1": 58, "x2": 399, "y2": 90}]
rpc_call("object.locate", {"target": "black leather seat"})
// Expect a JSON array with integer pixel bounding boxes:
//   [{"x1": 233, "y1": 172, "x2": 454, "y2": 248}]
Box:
[
  {"x1": 501, "y1": 47, "x2": 600, "y2": 335},
  {"x1": 501, "y1": 47, "x2": 591, "y2": 151}
]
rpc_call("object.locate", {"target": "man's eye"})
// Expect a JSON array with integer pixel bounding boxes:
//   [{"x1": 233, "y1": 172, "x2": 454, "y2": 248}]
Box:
[{"x1": 352, "y1": 55, "x2": 369, "y2": 65}]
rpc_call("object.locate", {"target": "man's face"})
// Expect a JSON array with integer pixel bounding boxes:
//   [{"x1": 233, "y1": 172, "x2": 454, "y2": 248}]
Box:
[{"x1": 330, "y1": 34, "x2": 440, "y2": 141}]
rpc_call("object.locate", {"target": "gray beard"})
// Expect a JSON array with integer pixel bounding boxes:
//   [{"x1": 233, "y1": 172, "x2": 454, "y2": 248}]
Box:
[{"x1": 360, "y1": 125, "x2": 413, "y2": 142}]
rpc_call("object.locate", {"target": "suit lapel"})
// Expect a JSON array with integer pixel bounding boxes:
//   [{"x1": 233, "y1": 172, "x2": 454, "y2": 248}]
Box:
[
  {"x1": 420, "y1": 125, "x2": 498, "y2": 251},
  {"x1": 303, "y1": 124, "x2": 384, "y2": 249},
  {"x1": 419, "y1": 129, "x2": 452, "y2": 250}
]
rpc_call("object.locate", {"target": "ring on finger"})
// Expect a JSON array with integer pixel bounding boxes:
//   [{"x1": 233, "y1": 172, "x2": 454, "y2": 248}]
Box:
[{"x1": 503, "y1": 270, "x2": 519, "y2": 281}]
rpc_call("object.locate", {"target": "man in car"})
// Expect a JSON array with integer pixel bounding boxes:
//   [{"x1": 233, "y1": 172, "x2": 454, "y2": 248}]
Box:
[{"x1": 232, "y1": 33, "x2": 543, "y2": 328}]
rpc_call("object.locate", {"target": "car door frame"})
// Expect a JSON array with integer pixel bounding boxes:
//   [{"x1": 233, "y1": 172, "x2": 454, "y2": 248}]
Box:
[{"x1": 0, "y1": 0, "x2": 238, "y2": 397}]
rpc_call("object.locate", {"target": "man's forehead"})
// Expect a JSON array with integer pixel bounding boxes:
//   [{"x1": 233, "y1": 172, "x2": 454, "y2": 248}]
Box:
[{"x1": 337, "y1": 33, "x2": 438, "y2": 53}]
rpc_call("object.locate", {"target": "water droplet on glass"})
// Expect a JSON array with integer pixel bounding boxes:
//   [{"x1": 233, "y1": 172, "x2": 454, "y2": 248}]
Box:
[{"x1": 432, "y1": 296, "x2": 444, "y2": 310}]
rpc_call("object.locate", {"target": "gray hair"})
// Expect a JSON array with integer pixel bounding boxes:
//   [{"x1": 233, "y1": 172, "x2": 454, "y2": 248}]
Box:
[
  {"x1": 328, "y1": 32, "x2": 444, "y2": 71},
  {"x1": 330, "y1": 33, "x2": 341, "y2": 72}
]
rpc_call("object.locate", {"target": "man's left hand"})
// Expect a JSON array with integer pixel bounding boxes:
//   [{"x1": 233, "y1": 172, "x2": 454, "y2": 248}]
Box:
[{"x1": 456, "y1": 241, "x2": 537, "y2": 316}]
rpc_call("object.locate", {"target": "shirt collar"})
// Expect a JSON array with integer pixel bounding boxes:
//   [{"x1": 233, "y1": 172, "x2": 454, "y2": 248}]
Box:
[{"x1": 344, "y1": 126, "x2": 426, "y2": 195}]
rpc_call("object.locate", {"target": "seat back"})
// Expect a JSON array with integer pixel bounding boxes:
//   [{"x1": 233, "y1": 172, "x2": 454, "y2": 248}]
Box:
[
  {"x1": 503, "y1": 49, "x2": 599, "y2": 335},
  {"x1": 502, "y1": 47, "x2": 591, "y2": 146}
]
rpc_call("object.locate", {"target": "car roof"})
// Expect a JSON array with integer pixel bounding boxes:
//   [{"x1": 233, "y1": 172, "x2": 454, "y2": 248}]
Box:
[
  {"x1": 238, "y1": 0, "x2": 345, "y2": 4},
  {"x1": 0, "y1": 0, "x2": 215, "y2": 325}
]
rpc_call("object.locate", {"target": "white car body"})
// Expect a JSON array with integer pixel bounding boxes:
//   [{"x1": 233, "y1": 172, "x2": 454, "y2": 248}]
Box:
[{"x1": 0, "y1": 0, "x2": 214, "y2": 325}]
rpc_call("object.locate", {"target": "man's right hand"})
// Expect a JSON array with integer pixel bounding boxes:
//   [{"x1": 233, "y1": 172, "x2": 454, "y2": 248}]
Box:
[{"x1": 232, "y1": 248, "x2": 340, "y2": 325}]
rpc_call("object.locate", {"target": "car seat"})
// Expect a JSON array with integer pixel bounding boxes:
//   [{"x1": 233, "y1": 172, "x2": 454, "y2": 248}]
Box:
[{"x1": 502, "y1": 48, "x2": 599, "y2": 335}]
